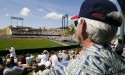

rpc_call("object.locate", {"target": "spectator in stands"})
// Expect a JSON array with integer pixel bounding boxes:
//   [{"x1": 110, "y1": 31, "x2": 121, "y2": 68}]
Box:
[
  {"x1": 115, "y1": 38, "x2": 124, "y2": 57},
  {"x1": 60, "y1": 50, "x2": 69, "y2": 62},
  {"x1": 3, "y1": 57, "x2": 23, "y2": 75},
  {"x1": 2, "y1": 57, "x2": 6, "y2": 64},
  {"x1": 49, "y1": 51, "x2": 61, "y2": 67},
  {"x1": 38, "y1": 50, "x2": 48, "y2": 66},
  {"x1": 33, "y1": 65, "x2": 46, "y2": 75},
  {"x1": 26, "y1": 54, "x2": 33, "y2": 66},
  {"x1": 36, "y1": 53, "x2": 42, "y2": 63},
  {"x1": 57, "y1": 50, "x2": 62, "y2": 61},
  {"x1": 30, "y1": 54, "x2": 35, "y2": 60},
  {"x1": 0, "y1": 57, "x2": 4, "y2": 75},
  {"x1": 20, "y1": 54, "x2": 26, "y2": 64},
  {"x1": 13, "y1": 57, "x2": 18, "y2": 65},
  {"x1": 33, "y1": 61, "x2": 51, "y2": 75},
  {"x1": 5, "y1": 54, "x2": 10, "y2": 64},
  {"x1": 50, "y1": 0, "x2": 125, "y2": 74},
  {"x1": 69, "y1": 51, "x2": 75, "y2": 59},
  {"x1": 42, "y1": 61, "x2": 51, "y2": 75}
]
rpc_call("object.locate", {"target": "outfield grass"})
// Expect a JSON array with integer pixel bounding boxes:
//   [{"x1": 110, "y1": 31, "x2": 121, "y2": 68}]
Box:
[{"x1": 0, "y1": 38, "x2": 63, "y2": 51}]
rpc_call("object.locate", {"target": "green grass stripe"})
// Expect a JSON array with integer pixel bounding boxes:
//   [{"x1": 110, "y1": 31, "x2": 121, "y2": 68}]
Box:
[{"x1": 0, "y1": 38, "x2": 63, "y2": 50}]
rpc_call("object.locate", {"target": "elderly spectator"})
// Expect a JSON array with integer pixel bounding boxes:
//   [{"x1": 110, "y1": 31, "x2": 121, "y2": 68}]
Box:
[{"x1": 50, "y1": 0, "x2": 125, "y2": 75}]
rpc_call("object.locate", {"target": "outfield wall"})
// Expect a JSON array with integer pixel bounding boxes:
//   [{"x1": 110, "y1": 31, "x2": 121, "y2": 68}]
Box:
[{"x1": 0, "y1": 45, "x2": 80, "y2": 56}]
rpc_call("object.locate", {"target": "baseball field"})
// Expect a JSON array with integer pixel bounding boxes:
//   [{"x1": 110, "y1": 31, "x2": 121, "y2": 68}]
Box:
[{"x1": 0, "y1": 38, "x2": 63, "y2": 51}]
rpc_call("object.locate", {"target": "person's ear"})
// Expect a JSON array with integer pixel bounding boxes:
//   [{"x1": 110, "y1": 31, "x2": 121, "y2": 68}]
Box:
[{"x1": 81, "y1": 19, "x2": 86, "y2": 34}]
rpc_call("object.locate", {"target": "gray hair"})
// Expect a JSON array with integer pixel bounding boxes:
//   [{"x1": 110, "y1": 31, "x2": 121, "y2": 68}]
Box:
[{"x1": 78, "y1": 12, "x2": 122, "y2": 44}]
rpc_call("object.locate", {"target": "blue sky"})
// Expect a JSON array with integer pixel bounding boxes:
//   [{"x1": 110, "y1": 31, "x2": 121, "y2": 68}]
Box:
[{"x1": 0, "y1": 0, "x2": 84, "y2": 29}]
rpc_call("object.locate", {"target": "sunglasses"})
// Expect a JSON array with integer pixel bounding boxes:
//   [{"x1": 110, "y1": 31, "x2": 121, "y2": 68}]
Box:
[{"x1": 74, "y1": 20, "x2": 78, "y2": 27}]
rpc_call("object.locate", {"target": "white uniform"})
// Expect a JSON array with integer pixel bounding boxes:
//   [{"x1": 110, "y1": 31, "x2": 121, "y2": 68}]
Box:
[{"x1": 9, "y1": 47, "x2": 16, "y2": 57}]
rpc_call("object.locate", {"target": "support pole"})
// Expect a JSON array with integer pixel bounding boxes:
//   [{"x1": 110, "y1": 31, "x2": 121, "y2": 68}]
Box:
[
  {"x1": 64, "y1": 16, "x2": 65, "y2": 30},
  {"x1": 120, "y1": 15, "x2": 125, "y2": 46},
  {"x1": 62, "y1": 17, "x2": 63, "y2": 30},
  {"x1": 67, "y1": 14, "x2": 68, "y2": 27}
]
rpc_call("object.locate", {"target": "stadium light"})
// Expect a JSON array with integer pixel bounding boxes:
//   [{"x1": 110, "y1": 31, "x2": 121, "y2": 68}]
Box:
[
  {"x1": 11, "y1": 16, "x2": 24, "y2": 20},
  {"x1": 62, "y1": 14, "x2": 68, "y2": 30},
  {"x1": 10, "y1": 16, "x2": 24, "y2": 27}
]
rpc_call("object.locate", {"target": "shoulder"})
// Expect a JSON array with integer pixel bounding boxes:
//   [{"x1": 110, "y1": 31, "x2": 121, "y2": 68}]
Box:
[{"x1": 3, "y1": 67, "x2": 13, "y2": 74}]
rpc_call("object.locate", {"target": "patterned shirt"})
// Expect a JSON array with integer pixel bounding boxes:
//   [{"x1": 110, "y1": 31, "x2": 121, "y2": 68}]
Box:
[{"x1": 50, "y1": 44, "x2": 125, "y2": 75}]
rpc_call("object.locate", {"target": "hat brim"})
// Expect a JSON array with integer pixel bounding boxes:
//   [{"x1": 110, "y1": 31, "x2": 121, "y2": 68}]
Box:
[{"x1": 70, "y1": 15, "x2": 80, "y2": 20}]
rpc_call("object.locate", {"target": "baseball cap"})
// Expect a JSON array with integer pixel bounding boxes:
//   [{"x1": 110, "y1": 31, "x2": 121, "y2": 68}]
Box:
[
  {"x1": 70, "y1": 0, "x2": 122, "y2": 27},
  {"x1": 43, "y1": 50, "x2": 48, "y2": 54}
]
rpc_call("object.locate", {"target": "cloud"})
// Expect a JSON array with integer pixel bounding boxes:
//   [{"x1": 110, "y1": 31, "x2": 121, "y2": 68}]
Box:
[
  {"x1": 3, "y1": 8, "x2": 7, "y2": 11},
  {"x1": 38, "y1": 9, "x2": 44, "y2": 11},
  {"x1": 20, "y1": 7, "x2": 32, "y2": 16},
  {"x1": 44, "y1": 12, "x2": 63, "y2": 19},
  {"x1": 37, "y1": 8, "x2": 48, "y2": 13},
  {"x1": 5, "y1": 14, "x2": 10, "y2": 17}
]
